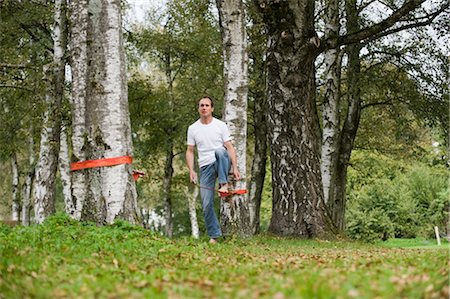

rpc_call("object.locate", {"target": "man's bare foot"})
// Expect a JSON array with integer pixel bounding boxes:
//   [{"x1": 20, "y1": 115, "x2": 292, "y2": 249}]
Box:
[
  {"x1": 209, "y1": 238, "x2": 217, "y2": 244},
  {"x1": 218, "y1": 183, "x2": 229, "y2": 193}
]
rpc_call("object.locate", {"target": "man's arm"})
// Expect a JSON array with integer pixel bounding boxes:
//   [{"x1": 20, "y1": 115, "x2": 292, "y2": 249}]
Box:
[
  {"x1": 186, "y1": 145, "x2": 197, "y2": 184},
  {"x1": 224, "y1": 141, "x2": 241, "y2": 181}
]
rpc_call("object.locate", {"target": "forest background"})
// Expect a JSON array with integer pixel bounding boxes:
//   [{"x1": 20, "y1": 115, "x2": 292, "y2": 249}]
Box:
[{"x1": 0, "y1": 0, "x2": 448, "y2": 242}]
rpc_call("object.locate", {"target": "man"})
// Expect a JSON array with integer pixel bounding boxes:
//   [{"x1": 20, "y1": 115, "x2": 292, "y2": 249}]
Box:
[{"x1": 186, "y1": 96, "x2": 240, "y2": 243}]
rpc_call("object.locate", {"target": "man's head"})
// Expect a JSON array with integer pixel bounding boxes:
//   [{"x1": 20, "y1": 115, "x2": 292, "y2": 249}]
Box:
[{"x1": 198, "y1": 96, "x2": 214, "y2": 119}]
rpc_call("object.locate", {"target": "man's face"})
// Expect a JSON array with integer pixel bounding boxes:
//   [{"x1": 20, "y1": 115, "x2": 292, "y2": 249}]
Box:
[{"x1": 198, "y1": 98, "x2": 214, "y2": 118}]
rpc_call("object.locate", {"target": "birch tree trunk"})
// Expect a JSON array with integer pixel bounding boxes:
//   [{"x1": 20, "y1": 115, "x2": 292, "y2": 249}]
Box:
[
  {"x1": 78, "y1": 0, "x2": 139, "y2": 224},
  {"x1": 329, "y1": 0, "x2": 362, "y2": 229},
  {"x1": 216, "y1": 0, "x2": 252, "y2": 237},
  {"x1": 321, "y1": 0, "x2": 342, "y2": 212},
  {"x1": 59, "y1": 118, "x2": 74, "y2": 215},
  {"x1": 11, "y1": 153, "x2": 20, "y2": 221},
  {"x1": 162, "y1": 47, "x2": 175, "y2": 238},
  {"x1": 68, "y1": 0, "x2": 88, "y2": 220},
  {"x1": 187, "y1": 186, "x2": 200, "y2": 239},
  {"x1": 255, "y1": 0, "x2": 334, "y2": 237},
  {"x1": 22, "y1": 127, "x2": 35, "y2": 226},
  {"x1": 34, "y1": 0, "x2": 67, "y2": 223}
]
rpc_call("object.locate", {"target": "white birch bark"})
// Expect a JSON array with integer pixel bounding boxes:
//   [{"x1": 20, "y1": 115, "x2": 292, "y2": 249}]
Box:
[
  {"x1": 59, "y1": 120, "x2": 74, "y2": 215},
  {"x1": 22, "y1": 127, "x2": 35, "y2": 226},
  {"x1": 11, "y1": 153, "x2": 20, "y2": 221},
  {"x1": 80, "y1": 0, "x2": 140, "y2": 224},
  {"x1": 187, "y1": 186, "x2": 200, "y2": 239},
  {"x1": 321, "y1": 0, "x2": 342, "y2": 206},
  {"x1": 216, "y1": 0, "x2": 251, "y2": 236},
  {"x1": 34, "y1": 0, "x2": 67, "y2": 223},
  {"x1": 68, "y1": 0, "x2": 88, "y2": 220}
]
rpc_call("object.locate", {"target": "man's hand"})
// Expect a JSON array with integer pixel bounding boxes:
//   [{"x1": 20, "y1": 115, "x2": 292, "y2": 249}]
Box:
[
  {"x1": 189, "y1": 170, "x2": 198, "y2": 185},
  {"x1": 232, "y1": 166, "x2": 241, "y2": 181}
]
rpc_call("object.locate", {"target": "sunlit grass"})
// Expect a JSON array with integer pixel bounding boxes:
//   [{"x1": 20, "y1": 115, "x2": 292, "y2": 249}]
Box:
[{"x1": 1, "y1": 214, "x2": 448, "y2": 298}]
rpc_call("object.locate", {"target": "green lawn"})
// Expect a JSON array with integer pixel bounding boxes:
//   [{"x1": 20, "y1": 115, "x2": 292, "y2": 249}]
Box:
[{"x1": 1, "y1": 215, "x2": 448, "y2": 298}]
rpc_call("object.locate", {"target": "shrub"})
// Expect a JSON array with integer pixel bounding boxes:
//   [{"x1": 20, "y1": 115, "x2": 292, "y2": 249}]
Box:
[{"x1": 346, "y1": 154, "x2": 448, "y2": 241}]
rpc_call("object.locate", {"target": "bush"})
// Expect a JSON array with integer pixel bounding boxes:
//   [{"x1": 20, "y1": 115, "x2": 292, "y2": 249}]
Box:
[{"x1": 346, "y1": 153, "x2": 448, "y2": 242}]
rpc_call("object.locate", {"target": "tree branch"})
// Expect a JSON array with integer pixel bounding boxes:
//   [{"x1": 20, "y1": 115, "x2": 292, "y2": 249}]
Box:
[
  {"x1": 361, "y1": 99, "x2": 393, "y2": 109},
  {"x1": 0, "y1": 85, "x2": 34, "y2": 92},
  {"x1": 0, "y1": 63, "x2": 36, "y2": 69},
  {"x1": 362, "y1": 2, "x2": 450, "y2": 44},
  {"x1": 338, "y1": 0, "x2": 426, "y2": 45}
]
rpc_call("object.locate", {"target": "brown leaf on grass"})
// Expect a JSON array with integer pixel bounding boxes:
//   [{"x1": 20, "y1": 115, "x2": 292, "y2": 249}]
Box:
[
  {"x1": 273, "y1": 292, "x2": 285, "y2": 299},
  {"x1": 347, "y1": 289, "x2": 360, "y2": 298},
  {"x1": 134, "y1": 280, "x2": 149, "y2": 288},
  {"x1": 441, "y1": 285, "x2": 449, "y2": 298},
  {"x1": 52, "y1": 288, "x2": 67, "y2": 298},
  {"x1": 113, "y1": 258, "x2": 119, "y2": 268},
  {"x1": 128, "y1": 263, "x2": 138, "y2": 272}
]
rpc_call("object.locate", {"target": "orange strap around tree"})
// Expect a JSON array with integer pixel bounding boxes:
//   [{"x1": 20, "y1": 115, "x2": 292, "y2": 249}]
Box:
[
  {"x1": 70, "y1": 155, "x2": 133, "y2": 171},
  {"x1": 218, "y1": 189, "x2": 248, "y2": 197}
]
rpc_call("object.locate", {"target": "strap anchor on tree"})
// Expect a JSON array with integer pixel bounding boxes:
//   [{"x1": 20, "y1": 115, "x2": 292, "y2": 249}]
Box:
[{"x1": 70, "y1": 155, "x2": 145, "y2": 181}]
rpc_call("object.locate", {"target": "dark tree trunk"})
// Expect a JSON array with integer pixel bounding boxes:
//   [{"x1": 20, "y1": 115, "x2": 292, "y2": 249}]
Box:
[
  {"x1": 163, "y1": 143, "x2": 174, "y2": 238},
  {"x1": 248, "y1": 88, "x2": 268, "y2": 234},
  {"x1": 247, "y1": 5, "x2": 268, "y2": 234},
  {"x1": 255, "y1": 0, "x2": 333, "y2": 237}
]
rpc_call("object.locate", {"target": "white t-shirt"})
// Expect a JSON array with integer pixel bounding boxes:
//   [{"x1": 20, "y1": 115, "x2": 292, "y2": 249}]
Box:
[{"x1": 187, "y1": 118, "x2": 231, "y2": 167}]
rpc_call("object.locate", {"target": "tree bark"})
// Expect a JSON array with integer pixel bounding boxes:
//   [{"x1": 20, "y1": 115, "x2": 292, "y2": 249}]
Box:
[
  {"x1": 59, "y1": 118, "x2": 74, "y2": 215},
  {"x1": 22, "y1": 126, "x2": 35, "y2": 226},
  {"x1": 187, "y1": 185, "x2": 200, "y2": 239},
  {"x1": 68, "y1": 0, "x2": 88, "y2": 220},
  {"x1": 216, "y1": 0, "x2": 252, "y2": 237},
  {"x1": 248, "y1": 84, "x2": 268, "y2": 234},
  {"x1": 34, "y1": 0, "x2": 67, "y2": 223},
  {"x1": 162, "y1": 145, "x2": 174, "y2": 238},
  {"x1": 321, "y1": 0, "x2": 342, "y2": 215},
  {"x1": 255, "y1": 0, "x2": 333, "y2": 237},
  {"x1": 247, "y1": 6, "x2": 268, "y2": 235},
  {"x1": 11, "y1": 153, "x2": 20, "y2": 221}
]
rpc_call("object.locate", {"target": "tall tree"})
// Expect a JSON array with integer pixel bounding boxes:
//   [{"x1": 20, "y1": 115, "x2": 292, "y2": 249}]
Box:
[
  {"x1": 255, "y1": 0, "x2": 332, "y2": 237},
  {"x1": 34, "y1": 0, "x2": 68, "y2": 223},
  {"x1": 320, "y1": 0, "x2": 342, "y2": 211},
  {"x1": 247, "y1": 4, "x2": 268, "y2": 235},
  {"x1": 10, "y1": 153, "x2": 20, "y2": 221},
  {"x1": 68, "y1": 0, "x2": 88, "y2": 220},
  {"x1": 69, "y1": 0, "x2": 140, "y2": 224},
  {"x1": 216, "y1": 0, "x2": 252, "y2": 237}
]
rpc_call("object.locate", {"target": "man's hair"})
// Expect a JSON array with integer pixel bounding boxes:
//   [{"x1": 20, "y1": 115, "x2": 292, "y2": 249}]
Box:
[{"x1": 199, "y1": 96, "x2": 214, "y2": 107}]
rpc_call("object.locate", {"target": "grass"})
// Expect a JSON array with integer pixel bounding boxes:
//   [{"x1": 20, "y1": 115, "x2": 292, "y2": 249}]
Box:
[{"x1": 0, "y1": 214, "x2": 448, "y2": 299}]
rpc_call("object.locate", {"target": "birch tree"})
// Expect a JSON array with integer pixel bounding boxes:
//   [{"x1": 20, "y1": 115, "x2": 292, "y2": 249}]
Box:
[
  {"x1": 68, "y1": 0, "x2": 88, "y2": 220},
  {"x1": 11, "y1": 153, "x2": 20, "y2": 221},
  {"x1": 34, "y1": 0, "x2": 67, "y2": 223},
  {"x1": 320, "y1": 0, "x2": 342, "y2": 211},
  {"x1": 70, "y1": 0, "x2": 140, "y2": 224},
  {"x1": 22, "y1": 128, "x2": 36, "y2": 226},
  {"x1": 216, "y1": 0, "x2": 252, "y2": 237}
]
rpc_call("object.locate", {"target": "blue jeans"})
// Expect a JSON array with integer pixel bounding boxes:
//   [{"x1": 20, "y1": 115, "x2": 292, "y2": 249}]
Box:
[{"x1": 199, "y1": 148, "x2": 231, "y2": 238}]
